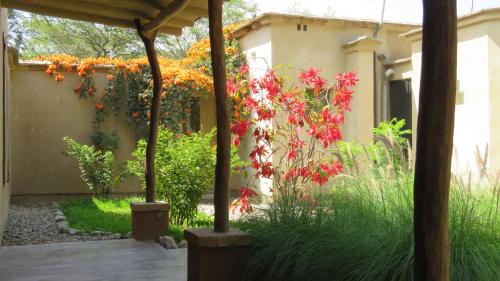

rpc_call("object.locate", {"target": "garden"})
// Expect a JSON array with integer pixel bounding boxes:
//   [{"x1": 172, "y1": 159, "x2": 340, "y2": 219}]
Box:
[{"x1": 12, "y1": 19, "x2": 498, "y2": 281}]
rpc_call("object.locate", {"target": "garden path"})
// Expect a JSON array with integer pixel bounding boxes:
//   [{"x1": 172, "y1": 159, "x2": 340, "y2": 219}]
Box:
[{"x1": 0, "y1": 239, "x2": 186, "y2": 281}]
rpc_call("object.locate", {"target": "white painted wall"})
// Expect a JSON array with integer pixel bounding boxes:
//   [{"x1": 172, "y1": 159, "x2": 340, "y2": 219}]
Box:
[{"x1": 409, "y1": 22, "x2": 493, "y2": 174}]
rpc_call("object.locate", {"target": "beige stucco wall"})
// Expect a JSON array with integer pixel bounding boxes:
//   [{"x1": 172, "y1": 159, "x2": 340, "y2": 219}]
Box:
[
  {"x1": 408, "y1": 20, "x2": 496, "y2": 173},
  {"x1": 0, "y1": 8, "x2": 11, "y2": 246},
  {"x1": 9, "y1": 63, "x2": 224, "y2": 195},
  {"x1": 10, "y1": 67, "x2": 142, "y2": 195}
]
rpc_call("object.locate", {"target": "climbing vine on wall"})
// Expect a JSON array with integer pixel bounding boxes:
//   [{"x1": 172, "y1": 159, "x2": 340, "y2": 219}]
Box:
[{"x1": 39, "y1": 25, "x2": 245, "y2": 151}]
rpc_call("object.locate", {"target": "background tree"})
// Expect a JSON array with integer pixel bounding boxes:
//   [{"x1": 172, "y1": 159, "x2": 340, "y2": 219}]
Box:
[{"x1": 7, "y1": 0, "x2": 257, "y2": 59}]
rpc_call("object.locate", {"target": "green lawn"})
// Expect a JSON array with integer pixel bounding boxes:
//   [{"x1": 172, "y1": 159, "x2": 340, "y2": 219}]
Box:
[{"x1": 59, "y1": 197, "x2": 213, "y2": 241}]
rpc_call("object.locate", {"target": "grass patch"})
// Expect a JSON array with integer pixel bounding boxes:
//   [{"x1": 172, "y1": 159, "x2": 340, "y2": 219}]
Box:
[{"x1": 59, "y1": 196, "x2": 213, "y2": 241}]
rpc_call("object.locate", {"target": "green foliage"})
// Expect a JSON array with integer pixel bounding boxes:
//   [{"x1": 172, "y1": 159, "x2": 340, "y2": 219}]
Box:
[
  {"x1": 240, "y1": 169, "x2": 499, "y2": 281},
  {"x1": 90, "y1": 130, "x2": 120, "y2": 151},
  {"x1": 373, "y1": 118, "x2": 412, "y2": 145},
  {"x1": 127, "y1": 129, "x2": 215, "y2": 225},
  {"x1": 127, "y1": 128, "x2": 245, "y2": 225},
  {"x1": 155, "y1": 0, "x2": 257, "y2": 59},
  {"x1": 59, "y1": 196, "x2": 214, "y2": 240},
  {"x1": 63, "y1": 137, "x2": 116, "y2": 195},
  {"x1": 9, "y1": 13, "x2": 144, "y2": 59},
  {"x1": 8, "y1": 0, "x2": 257, "y2": 59},
  {"x1": 334, "y1": 118, "x2": 413, "y2": 176}
]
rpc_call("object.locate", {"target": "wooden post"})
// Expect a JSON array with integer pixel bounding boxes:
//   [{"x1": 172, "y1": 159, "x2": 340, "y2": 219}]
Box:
[
  {"x1": 135, "y1": 19, "x2": 162, "y2": 203},
  {"x1": 208, "y1": 0, "x2": 230, "y2": 233},
  {"x1": 414, "y1": 1, "x2": 457, "y2": 280}
]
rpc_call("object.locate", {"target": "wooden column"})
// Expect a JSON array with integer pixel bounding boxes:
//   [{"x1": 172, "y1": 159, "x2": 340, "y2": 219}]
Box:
[
  {"x1": 135, "y1": 19, "x2": 162, "y2": 203},
  {"x1": 414, "y1": 1, "x2": 457, "y2": 280},
  {"x1": 208, "y1": 0, "x2": 230, "y2": 233}
]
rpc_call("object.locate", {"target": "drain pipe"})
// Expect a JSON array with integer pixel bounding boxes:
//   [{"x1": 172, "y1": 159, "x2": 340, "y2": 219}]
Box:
[
  {"x1": 372, "y1": 0, "x2": 387, "y2": 127},
  {"x1": 382, "y1": 68, "x2": 395, "y2": 121}
]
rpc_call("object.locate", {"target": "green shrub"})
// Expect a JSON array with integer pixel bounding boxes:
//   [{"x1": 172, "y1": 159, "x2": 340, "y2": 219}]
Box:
[
  {"x1": 372, "y1": 118, "x2": 412, "y2": 145},
  {"x1": 127, "y1": 129, "x2": 214, "y2": 225},
  {"x1": 127, "y1": 128, "x2": 244, "y2": 225},
  {"x1": 63, "y1": 137, "x2": 117, "y2": 195},
  {"x1": 334, "y1": 118, "x2": 413, "y2": 177}
]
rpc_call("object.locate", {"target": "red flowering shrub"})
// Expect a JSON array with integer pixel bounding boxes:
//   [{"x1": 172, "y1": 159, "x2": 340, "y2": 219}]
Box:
[{"x1": 228, "y1": 66, "x2": 358, "y2": 213}]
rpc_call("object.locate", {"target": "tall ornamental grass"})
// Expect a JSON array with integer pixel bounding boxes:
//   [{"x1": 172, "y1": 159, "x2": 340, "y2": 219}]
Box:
[{"x1": 240, "y1": 134, "x2": 499, "y2": 281}]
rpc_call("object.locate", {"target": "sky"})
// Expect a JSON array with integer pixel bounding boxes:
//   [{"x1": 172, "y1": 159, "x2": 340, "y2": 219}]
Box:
[{"x1": 251, "y1": 0, "x2": 500, "y2": 24}]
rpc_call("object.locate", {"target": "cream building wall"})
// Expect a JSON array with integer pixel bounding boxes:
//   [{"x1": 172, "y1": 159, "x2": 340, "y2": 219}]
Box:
[
  {"x1": 0, "y1": 8, "x2": 11, "y2": 246},
  {"x1": 403, "y1": 9, "x2": 500, "y2": 174}
]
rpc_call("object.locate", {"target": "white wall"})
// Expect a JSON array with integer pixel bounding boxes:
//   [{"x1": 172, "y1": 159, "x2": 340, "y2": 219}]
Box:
[
  {"x1": 409, "y1": 22, "x2": 493, "y2": 174},
  {"x1": 237, "y1": 25, "x2": 273, "y2": 193}
]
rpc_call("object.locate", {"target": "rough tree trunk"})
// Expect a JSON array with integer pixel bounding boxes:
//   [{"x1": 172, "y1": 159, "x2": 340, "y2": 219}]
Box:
[
  {"x1": 414, "y1": 1, "x2": 457, "y2": 280},
  {"x1": 135, "y1": 19, "x2": 162, "y2": 203},
  {"x1": 208, "y1": 0, "x2": 230, "y2": 233}
]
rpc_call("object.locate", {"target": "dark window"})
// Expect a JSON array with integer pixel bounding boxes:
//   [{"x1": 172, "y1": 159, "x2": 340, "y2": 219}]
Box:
[
  {"x1": 296, "y1": 24, "x2": 301, "y2": 31},
  {"x1": 389, "y1": 79, "x2": 412, "y2": 143},
  {"x1": 303, "y1": 24, "x2": 308, "y2": 31}
]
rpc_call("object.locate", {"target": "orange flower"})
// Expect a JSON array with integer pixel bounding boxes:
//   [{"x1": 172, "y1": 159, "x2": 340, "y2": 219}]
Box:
[
  {"x1": 95, "y1": 102, "x2": 105, "y2": 111},
  {"x1": 131, "y1": 112, "x2": 139, "y2": 118},
  {"x1": 55, "y1": 74, "x2": 64, "y2": 82},
  {"x1": 106, "y1": 74, "x2": 114, "y2": 81}
]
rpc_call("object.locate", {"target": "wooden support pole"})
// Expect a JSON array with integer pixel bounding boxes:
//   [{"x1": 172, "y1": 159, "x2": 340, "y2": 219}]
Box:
[
  {"x1": 208, "y1": 0, "x2": 230, "y2": 233},
  {"x1": 414, "y1": 1, "x2": 457, "y2": 280},
  {"x1": 135, "y1": 19, "x2": 162, "y2": 203}
]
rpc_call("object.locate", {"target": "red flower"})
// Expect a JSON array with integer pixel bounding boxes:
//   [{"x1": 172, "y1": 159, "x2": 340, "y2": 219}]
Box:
[
  {"x1": 239, "y1": 64, "x2": 250, "y2": 75},
  {"x1": 258, "y1": 162, "x2": 274, "y2": 178},
  {"x1": 231, "y1": 186, "x2": 257, "y2": 213},
  {"x1": 287, "y1": 149, "x2": 297, "y2": 160},
  {"x1": 227, "y1": 79, "x2": 237, "y2": 96},
  {"x1": 231, "y1": 120, "x2": 250, "y2": 137}
]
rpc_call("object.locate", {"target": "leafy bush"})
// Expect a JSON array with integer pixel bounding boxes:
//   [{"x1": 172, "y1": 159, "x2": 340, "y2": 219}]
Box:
[
  {"x1": 63, "y1": 137, "x2": 116, "y2": 195},
  {"x1": 334, "y1": 118, "x2": 413, "y2": 176},
  {"x1": 127, "y1": 128, "x2": 244, "y2": 225},
  {"x1": 372, "y1": 118, "x2": 412, "y2": 145},
  {"x1": 240, "y1": 144, "x2": 499, "y2": 281}
]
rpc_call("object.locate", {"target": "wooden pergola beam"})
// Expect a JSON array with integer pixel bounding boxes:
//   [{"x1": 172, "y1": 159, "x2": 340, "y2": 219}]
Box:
[
  {"x1": 208, "y1": 0, "x2": 230, "y2": 233},
  {"x1": 1, "y1": 0, "x2": 193, "y2": 35},
  {"x1": 414, "y1": 0, "x2": 457, "y2": 280},
  {"x1": 143, "y1": 0, "x2": 192, "y2": 32}
]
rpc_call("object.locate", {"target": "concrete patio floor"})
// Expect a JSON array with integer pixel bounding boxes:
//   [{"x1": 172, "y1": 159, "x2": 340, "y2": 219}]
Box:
[{"x1": 0, "y1": 239, "x2": 187, "y2": 281}]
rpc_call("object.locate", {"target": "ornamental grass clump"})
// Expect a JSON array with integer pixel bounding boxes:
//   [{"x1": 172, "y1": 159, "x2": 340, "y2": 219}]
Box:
[{"x1": 239, "y1": 136, "x2": 499, "y2": 281}]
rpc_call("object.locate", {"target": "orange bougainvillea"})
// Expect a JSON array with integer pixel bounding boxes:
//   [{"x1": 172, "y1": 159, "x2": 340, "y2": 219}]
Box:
[
  {"x1": 40, "y1": 55, "x2": 214, "y2": 93},
  {"x1": 38, "y1": 24, "x2": 245, "y2": 149}
]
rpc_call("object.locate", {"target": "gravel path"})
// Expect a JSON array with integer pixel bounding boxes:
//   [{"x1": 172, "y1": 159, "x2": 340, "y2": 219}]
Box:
[{"x1": 2, "y1": 204, "x2": 123, "y2": 246}]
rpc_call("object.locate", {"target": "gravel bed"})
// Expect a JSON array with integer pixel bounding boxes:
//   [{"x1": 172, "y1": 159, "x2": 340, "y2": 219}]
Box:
[
  {"x1": 2, "y1": 204, "x2": 124, "y2": 246},
  {"x1": 2, "y1": 202, "x2": 265, "y2": 246}
]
